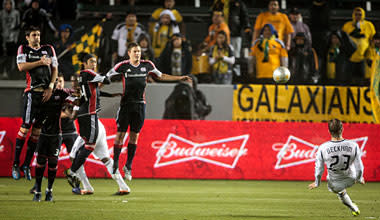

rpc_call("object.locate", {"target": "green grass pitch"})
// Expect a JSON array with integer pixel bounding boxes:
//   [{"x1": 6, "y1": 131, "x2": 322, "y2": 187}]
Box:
[{"x1": 0, "y1": 178, "x2": 379, "y2": 220}]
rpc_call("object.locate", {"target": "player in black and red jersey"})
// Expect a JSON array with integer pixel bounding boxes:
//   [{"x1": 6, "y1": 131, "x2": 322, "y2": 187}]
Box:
[
  {"x1": 64, "y1": 53, "x2": 111, "y2": 187},
  {"x1": 12, "y1": 26, "x2": 58, "y2": 181},
  {"x1": 107, "y1": 42, "x2": 191, "y2": 181},
  {"x1": 32, "y1": 84, "x2": 77, "y2": 202}
]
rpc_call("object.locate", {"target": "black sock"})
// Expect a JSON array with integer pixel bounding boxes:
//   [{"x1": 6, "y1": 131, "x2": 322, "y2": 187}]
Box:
[
  {"x1": 14, "y1": 138, "x2": 26, "y2": 166},
  {"x1": 113, "y1": 144, "x2": 122, "y2": 167},
  {"x1": 35, "y1": 165, "x2": 45, "y2": 192},
  {"x1": 71, "y1": 146, "x2": 93, "y2": 172},
  {"x1": 126, "y1": 143, "x2": 137, "y2": 170},
  {"x1": 47, "y1": 168, "x2": 57, "y2": 190},
  {"x1": 22, "y1": 139, "x2": 37, "y2": 167}
]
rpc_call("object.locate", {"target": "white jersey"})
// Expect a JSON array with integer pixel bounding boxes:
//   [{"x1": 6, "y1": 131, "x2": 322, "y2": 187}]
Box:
[{"x1": 314, "y1": 139, "x2": 364, "y2": 187}]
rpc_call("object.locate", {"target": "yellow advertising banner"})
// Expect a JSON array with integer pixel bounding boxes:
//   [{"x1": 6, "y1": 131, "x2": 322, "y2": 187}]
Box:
[{"x1": 233, "y1": 84, "x2": 375, "y2": 123}]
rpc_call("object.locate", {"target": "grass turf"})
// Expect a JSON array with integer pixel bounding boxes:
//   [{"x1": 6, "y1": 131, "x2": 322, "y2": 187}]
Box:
[{"x1": 0, "y1": 178, "x2": 379, "y2": 220}]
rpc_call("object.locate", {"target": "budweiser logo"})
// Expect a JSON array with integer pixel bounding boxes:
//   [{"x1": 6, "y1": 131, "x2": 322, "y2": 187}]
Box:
[
  {"x1": 272, "y1": 135, "x2": 368, "y2": 169},
  {"x1": 152, "y1": 134, "x2": 249, "y2": 168}
]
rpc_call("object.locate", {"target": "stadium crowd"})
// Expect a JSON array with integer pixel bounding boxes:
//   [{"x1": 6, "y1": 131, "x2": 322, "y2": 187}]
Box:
[{"x1": 1, "y1": 0, "x2": 379, "y2": 86}]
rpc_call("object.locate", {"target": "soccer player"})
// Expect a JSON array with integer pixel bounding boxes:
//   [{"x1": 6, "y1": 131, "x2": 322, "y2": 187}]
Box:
[
  {"x1": 64, "y1": 53, "x2": 110, "y2": 187},
  {"x1": 308, "y1": 119, "x2": 365, "y2": 216},
  {"x1": 32, "y1": 85, "x2": 76, "y2": 202},
  {"x1": 107, "y1": 42, "x2": 191, "y2": 181},
  {"x1": 69, "y1": 119, "x2": 130, "y2": 195},
  {"x1": 12, "y1": 26, "x2": 58, "y2": 180}
]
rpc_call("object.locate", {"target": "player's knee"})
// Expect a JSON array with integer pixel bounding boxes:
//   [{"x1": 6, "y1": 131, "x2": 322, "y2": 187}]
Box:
[
  {"x1": 115, "y1": 132, "x2": 126, "y2": 143},
  {"x1": 36, "y1": 155, "x2": 47, "y2": 166},
  {"x1": 129, "y1": 132, "x2": 139, "y2": 144},
  {"x1": 48, "y1": 157, "x2": 58, "y2": 170}
]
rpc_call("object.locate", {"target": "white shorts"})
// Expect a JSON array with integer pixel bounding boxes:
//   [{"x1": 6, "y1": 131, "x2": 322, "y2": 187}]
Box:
[
  {"x1": 69, "y1": 120, "x2": 110, "y2": 160},
  {"x1": 327, "y1": 177, "x2": 356, "y2": 193}
]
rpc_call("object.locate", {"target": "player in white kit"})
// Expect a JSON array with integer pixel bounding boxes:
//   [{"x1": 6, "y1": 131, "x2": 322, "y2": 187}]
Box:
[
  {"x1": 69, "y1": 119, "x2": 130, "y2": 195},
  {"x1": 309, "y1": 119, "x2": 365, "y2": 216}
]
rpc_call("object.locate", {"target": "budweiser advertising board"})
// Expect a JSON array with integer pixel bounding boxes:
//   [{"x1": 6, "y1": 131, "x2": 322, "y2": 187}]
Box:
[{"x1": 0, "y1": 117, "x2": 379, "y2": 181}]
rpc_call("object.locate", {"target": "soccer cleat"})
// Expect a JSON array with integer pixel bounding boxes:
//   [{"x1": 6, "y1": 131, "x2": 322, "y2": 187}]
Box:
[
  {"x1": 33, "y1": 192, "x2": 42, "y2": 202},
  {"x1": 123, "y1": 166, "x2": 132, "y2": 181},
  {"x1": 72, "y1": 187, "x2": 82, "y2": 195},
  {"x1": 114, "y1": 190, "x2": 130, "y2": 195},
  {"x1": 45, "y1": 189, "x2": 53, "y2": 202},
  {"x1": 12, "y1": 164, "x2": 21, "y2": 180},
  {"x1": 351, "y1": 203, "x2": 360, "y2": 216},
  {"x1": 21, "y1": 165, "x2": 32, "y2": 181},
  {"x1": 64, "y1": 169, "x2": 80, "y2": 188},
  {"x1": 29, "y1": 185, "x2": 37, "y2": 194}
]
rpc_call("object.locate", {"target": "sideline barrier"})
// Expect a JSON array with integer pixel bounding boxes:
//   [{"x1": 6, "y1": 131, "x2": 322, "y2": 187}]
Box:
[
  {"x1": 0, "y1": 118, "x2": 379, "y2": 181},
  {"x1": 233, "y1": 84, "x2": 375, "y2": 123}
]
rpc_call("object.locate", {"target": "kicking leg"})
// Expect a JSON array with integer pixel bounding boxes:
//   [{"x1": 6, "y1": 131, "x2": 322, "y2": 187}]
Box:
[{"x1": 337, "y1": 190, "x2": 360, "y2": 216}]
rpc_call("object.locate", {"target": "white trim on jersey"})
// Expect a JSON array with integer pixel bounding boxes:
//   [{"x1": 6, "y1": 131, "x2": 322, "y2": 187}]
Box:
[
  {"x1": 25, "y1": 92, "x2": 32, "y2": 124},
  {"x1": 150, "y1": 68, "x2": 162, "y2": 78},
  {"x1": 89, "y1": 74, "x2": 106, "y2": 83},
  {"x1": 89, "y1": 115, "x2": 96, "y2": 143},
  {"x1": 17, "y1": 54, "x2": 27, "y2": 64}
]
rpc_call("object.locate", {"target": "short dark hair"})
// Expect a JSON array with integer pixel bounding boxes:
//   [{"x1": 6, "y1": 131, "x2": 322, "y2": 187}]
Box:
[
  {"x1": 328, "y1": 119, "x2": 343, "y2": 138},
  {"x1": 127, "y1": 42, "x2": 140, "y2": 51},
  {"x1": 58, "y1": 72, "x2": 64, "y2": 78},
  {"x1": 25, "y1": 26, "x2": 40, "y2": 36}
]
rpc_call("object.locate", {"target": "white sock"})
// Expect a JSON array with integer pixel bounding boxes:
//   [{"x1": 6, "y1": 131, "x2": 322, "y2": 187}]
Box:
[
  {"x1": 77, "y1": 165, "x2": 94, "y2": 192},
  {"x1": 104, "y1": 159, "x2": 130, "y2": 191},
  {"x1": 338, "y1": 191, "x2": 358, "y2": 212}
]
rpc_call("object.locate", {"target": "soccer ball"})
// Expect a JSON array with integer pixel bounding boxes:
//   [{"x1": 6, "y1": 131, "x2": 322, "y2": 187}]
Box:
[{"x1": 273, "y1": 66, "x2": 291, "y2": 83}]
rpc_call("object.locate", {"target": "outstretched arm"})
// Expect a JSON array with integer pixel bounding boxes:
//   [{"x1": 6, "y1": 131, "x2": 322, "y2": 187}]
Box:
[{"x1": 157, "y1": 73, "x2": 192, "y2": 83}]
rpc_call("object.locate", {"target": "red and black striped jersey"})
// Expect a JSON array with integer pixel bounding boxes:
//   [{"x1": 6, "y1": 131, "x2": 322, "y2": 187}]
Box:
[
  {"x1": 77, "y1": 69, "x2": 107, "y2": 117},
  {"x1": 16, "y1": 44, "x2": 58, "y2": 92},
  {"x1": 107, "y1": 59, "x2": 162, "y2": 104}
]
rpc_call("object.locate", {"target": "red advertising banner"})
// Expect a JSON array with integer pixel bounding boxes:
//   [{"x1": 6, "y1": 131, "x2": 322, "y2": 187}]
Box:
[{"x1": 0, "y1": 117, "x2": 379, "y2": 181}]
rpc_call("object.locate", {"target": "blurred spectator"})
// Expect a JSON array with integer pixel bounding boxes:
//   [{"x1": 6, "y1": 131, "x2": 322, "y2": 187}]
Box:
[
  {"x1": 163, "y1": 75, "x2": 212, "y2": 120},
  {"x1": 21, "y1": 0, "x2": 58, "y2": 43},
  {"x1": 203, "y1": 10, "x2": 230, "y2": 50},
  {"x1": 56, "y1": 0, "x2": 76, "y2": 20},
  {"x1": 39, "y1": 0, "x2": 56, "y2": 17},
  {"x1": 209, "y1": 31, "x2": 235, "y2": 84},
  {"x1": 309, "y1": 0, "x2": 330, "y2": 58},
  {"x1": 342, "y1": 7, "x2": 376, "y2": 83},
  {"x1": 211, "y1": 0, "x2": 251, "y2": 77},
  {"x1": 250, "y1": 24, "x2": 288, "y2": 83},
  {"x1": 288, "y1": 7, "x2": 312, "y2": 49},
  {"x1": 53, "y1": 24, "x2": 75, "y2": 81},
  {"x1": 137, "y1": 33, "x2": 154, "y2": 61},
  {"x1": 324, "y1": 30, "x2": 356, "y2": 85},
  {"x1": 150, "y1": 0, "x2": 184, "y2": 34},
  {"x1": 191, "y1": 43, "x2": 212, "y2": 83},
  {"x1": 111, "y1": 9, "x2": 146, "y2": 65},
  {"x1": 0, "y1": 0, "x2": 20, "y2": 79},
  {"x1": 252, "y1": 0, "x2": 293, "y2": 50},
  {"x1": 288, "y1": 32, "x2": 319, "y2": 84},
  {"x1": 151, "y1": 9, "x2": 180, "y2": 58},
  {"x1": 158, "y1": 33, "x2": 192, "y2": 76},
  {"x1": 365, "y1": 33, "x2": 380, "y2": 81}
]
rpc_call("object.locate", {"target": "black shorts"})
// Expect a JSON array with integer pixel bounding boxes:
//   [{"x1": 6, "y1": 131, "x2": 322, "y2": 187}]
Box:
[
  {"x1": 116, "y1": 103, "x2": 145, "y2": 133},
  {"x1": 37, "y1": 134, "x2": 62, "y2": 157},
  {"x1": 77, "y1": 114, "x2": 98, "y2": 144},
  {"x1": 62, "y1": 133, "x2": 78, "y2": 153},
  {"x1": 21, "y1": 91, "x2": 44, "y2": 129}
]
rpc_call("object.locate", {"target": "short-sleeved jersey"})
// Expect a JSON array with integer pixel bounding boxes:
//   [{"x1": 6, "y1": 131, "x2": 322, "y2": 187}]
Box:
[
  {"x1": 314, "y1": 139, "x2": 364, "y2": 186},
  {"x1": 77, "y1": 69, "x2": 106, "y2": 117},
  {"x1": 254, "y1": 12, "x2": 294, "y2": 42},
  {"x1": 16, "y1": 44, "x2": 58, "y2": 92},
  {"x1": 251, "y1": 38, "x2": 288, "y2": 78},
  {"x1": 108, "y1": 60, "x2": 162, "y2": 104},
  {"x1": 39, "y1": 88, "x2": 73, "y2": 135}
]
